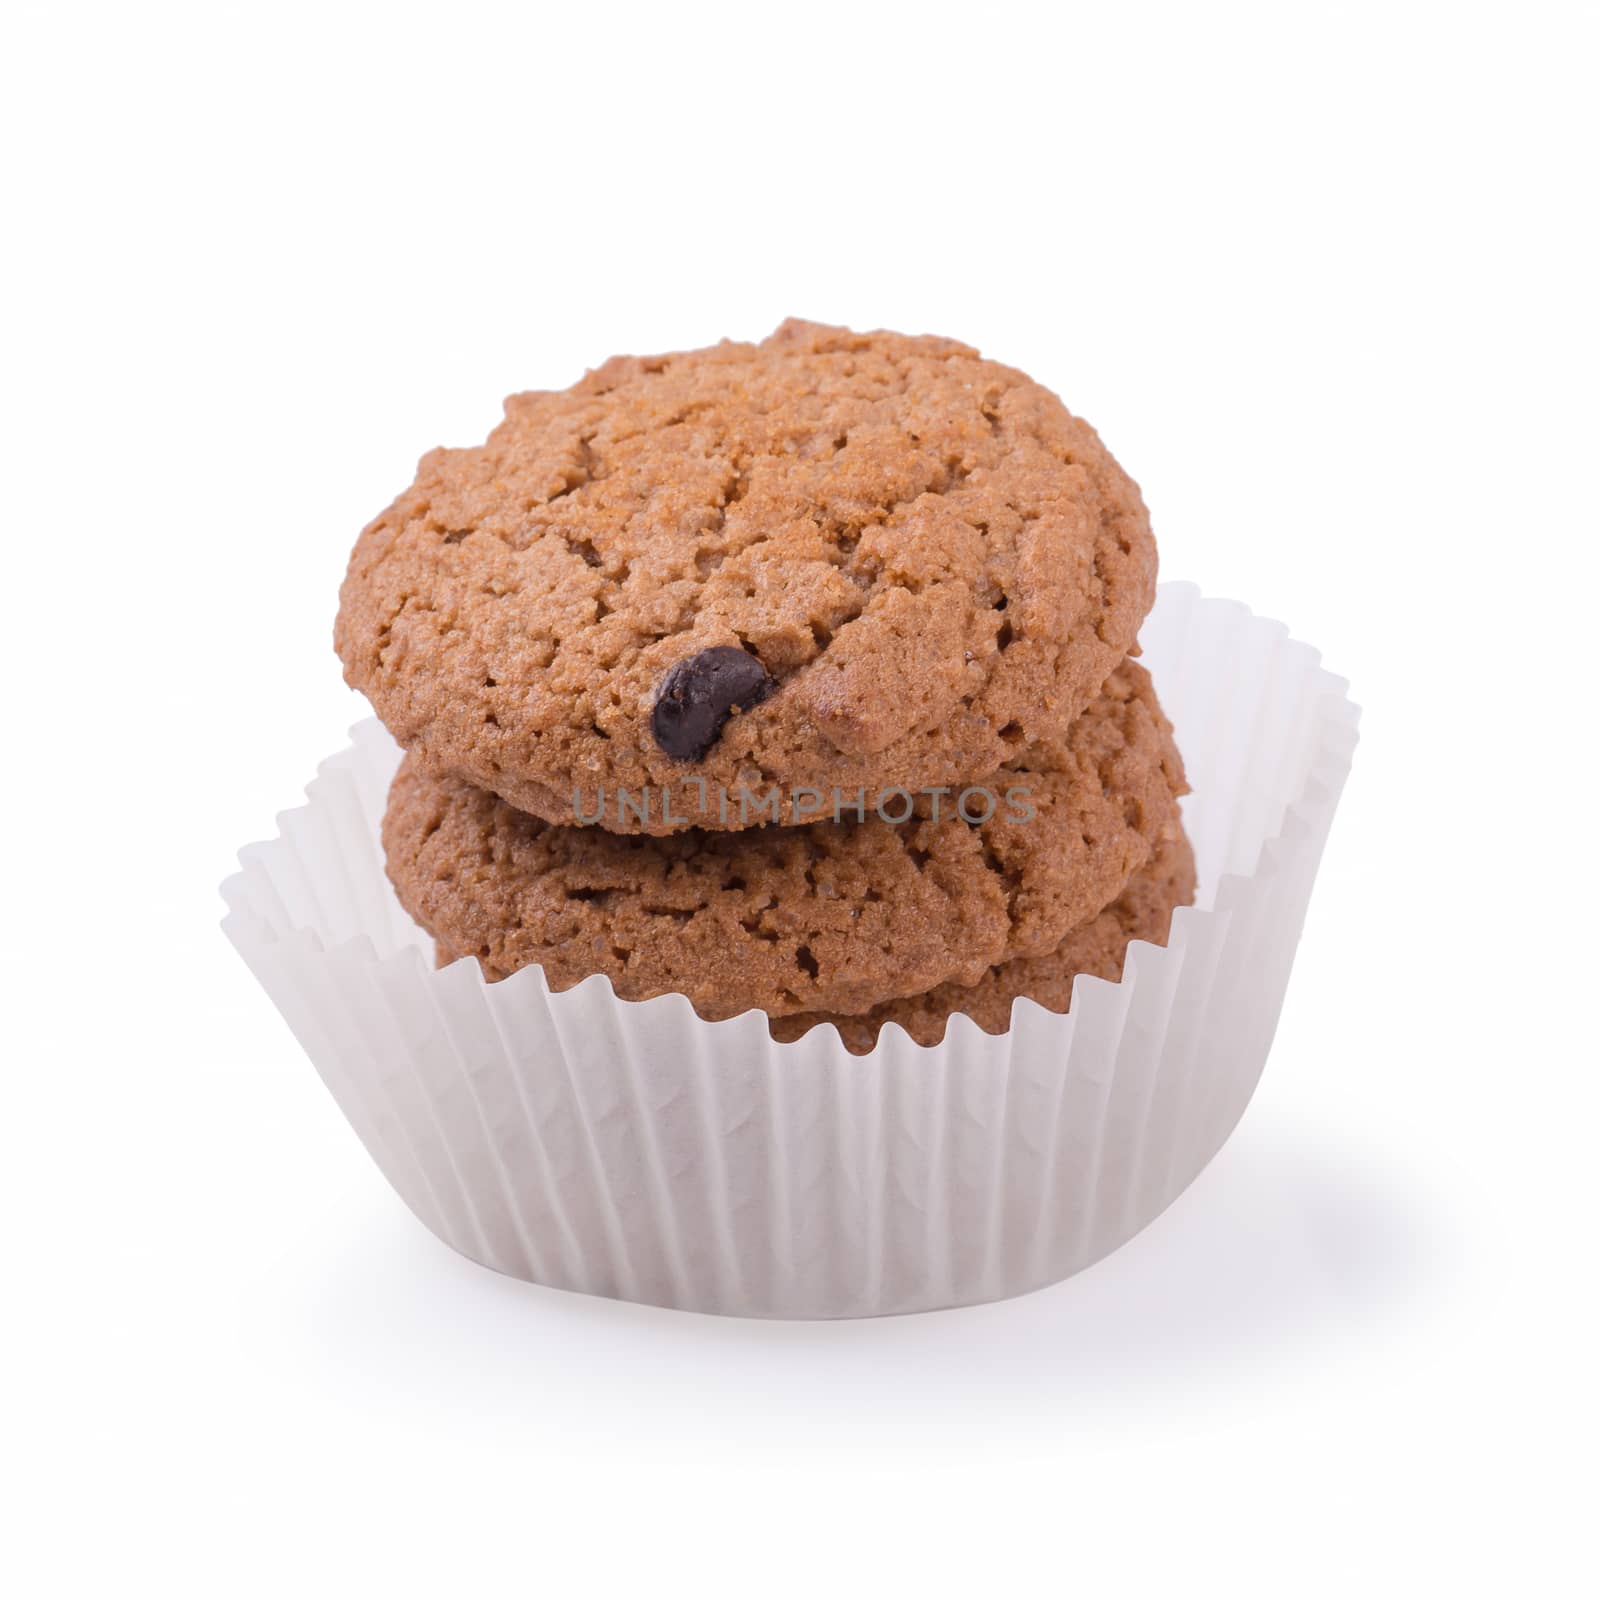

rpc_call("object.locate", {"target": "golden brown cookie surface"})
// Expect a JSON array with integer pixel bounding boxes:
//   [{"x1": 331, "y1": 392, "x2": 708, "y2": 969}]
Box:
[
  {"x1": 339, "y1": 320, "x2": 1157, "y2": 833},
  {"x1": 386, "y1": 663, "x2": 1186, "y2": 1021},
  {"x1": 771, "y1": 825, "x2": 1197, "y2": 1054}
]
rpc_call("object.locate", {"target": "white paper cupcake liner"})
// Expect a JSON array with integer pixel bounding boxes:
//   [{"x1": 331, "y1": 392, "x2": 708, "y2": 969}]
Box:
[{"x1": 221, "y1": 584, "x2": 1358, "y2": 1318}]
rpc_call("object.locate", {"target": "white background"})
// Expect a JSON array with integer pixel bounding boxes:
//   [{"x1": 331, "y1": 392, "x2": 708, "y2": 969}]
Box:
[{"x1": 4, "y1": 2, "x2": 1596, "y2": 1594}]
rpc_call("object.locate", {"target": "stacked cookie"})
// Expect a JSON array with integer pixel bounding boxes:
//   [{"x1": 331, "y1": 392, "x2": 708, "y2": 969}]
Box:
[{"x1": 337, "y1": 320, "x2": 1194, "y2": 1053}]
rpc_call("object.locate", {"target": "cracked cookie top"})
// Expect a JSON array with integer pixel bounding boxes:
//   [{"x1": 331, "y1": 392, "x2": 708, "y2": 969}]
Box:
[
  {"x1": 338, "y1": 320, "x2": 1158, "y2": 833},
  {"x1": 383, "y1": 661, "x2": 1187, "y2": 1022}
]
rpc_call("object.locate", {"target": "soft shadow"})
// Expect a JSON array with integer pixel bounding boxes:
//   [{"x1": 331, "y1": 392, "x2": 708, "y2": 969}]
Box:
[{"x1": 279, "y1": 1122, "x2": 1443, "y2": 1442}]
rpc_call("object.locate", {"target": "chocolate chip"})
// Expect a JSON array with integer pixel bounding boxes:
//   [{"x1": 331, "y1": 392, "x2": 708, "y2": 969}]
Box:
[{"x1": 651, "y1": 646, "x2": 776, "y2": 761}]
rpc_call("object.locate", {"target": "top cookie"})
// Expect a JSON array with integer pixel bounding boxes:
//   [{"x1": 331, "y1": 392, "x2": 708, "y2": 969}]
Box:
[{"x1": 336, "y1": 319, "x2": 1157, "y2": 834}]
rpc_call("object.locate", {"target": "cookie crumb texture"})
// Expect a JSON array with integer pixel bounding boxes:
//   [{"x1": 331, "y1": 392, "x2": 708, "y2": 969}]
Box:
[
  {"x1": 771, "y1": 828, "x2": 1196, "y2": 1054},
  {"x1": 338, "y1": 320, "x2": 1157, "y2": 833},
  {"x1": 385, "y1": 663, "x2": 1187, "y2": 1021}
]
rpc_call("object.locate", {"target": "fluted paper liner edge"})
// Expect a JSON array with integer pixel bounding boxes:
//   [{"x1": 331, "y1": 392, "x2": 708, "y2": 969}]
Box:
[{"x1": 221, "y1": 584, "x2": 1359, "y2": 1317}]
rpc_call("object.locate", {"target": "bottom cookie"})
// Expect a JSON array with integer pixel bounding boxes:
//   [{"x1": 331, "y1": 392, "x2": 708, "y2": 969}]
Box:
[
  {"x1": 769, "y1": 826, "x2": 1197, "y2": 1054},
  {"x1": 432, "y1": 824, "x2": 1196, "y2": 1053}
]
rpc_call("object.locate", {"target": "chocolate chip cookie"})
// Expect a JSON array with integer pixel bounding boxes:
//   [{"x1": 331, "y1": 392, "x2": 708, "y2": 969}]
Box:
[
  {"x1": 339, "y1": 319, "x2": 1157, "y2": 834},
  {"x1": 770, "y1": 825, "x2": 1196, "y2": 1053},
  {"x1": 384, "y1": 661, "x2": 1186, "y2": 1021}
]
